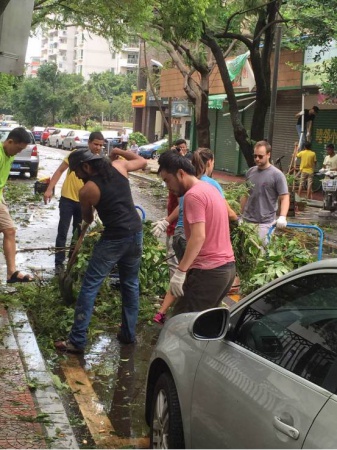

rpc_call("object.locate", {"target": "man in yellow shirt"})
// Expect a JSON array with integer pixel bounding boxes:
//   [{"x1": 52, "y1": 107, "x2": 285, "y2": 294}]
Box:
[
  {"x1": 297, "y1": 141, "x2": 317, "y2": 199},
  {"x1": 44, "y1": 131, "x2": 104, "y2": 274}
]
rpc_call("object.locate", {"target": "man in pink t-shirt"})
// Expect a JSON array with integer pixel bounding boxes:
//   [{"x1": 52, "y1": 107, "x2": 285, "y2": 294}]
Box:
[{"x1": 158, "y1": 150, "x2": 236, "y2": 315}]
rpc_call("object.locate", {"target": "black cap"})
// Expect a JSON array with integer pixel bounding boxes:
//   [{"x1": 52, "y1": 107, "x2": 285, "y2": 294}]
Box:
[
  {"x1": 68, "y1": 148, "x2": 102, "y2": 171},
  {"x1": 312, "y1": 106, "x2": 320, "y2": 113}
]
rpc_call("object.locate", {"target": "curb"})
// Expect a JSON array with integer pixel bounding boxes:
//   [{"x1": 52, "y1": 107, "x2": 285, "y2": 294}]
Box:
[{"x1": 7, "y1": 307, "x2": 78, "y2": 449}]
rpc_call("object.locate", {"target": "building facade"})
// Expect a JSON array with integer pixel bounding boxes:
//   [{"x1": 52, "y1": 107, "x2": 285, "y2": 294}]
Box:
[{"x1": 40, "y1": 27, "x2": 139, "y2": 80}]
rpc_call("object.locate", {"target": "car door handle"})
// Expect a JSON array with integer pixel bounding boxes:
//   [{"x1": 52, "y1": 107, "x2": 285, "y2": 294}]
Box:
[{"x1": 273, "y1": 416, "x2": 299, "y2": 440}]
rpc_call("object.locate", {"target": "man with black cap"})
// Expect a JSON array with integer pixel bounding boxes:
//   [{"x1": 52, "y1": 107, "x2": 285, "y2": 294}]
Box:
[{"x1": 55, "y1": 147, "x2": 147, "y2": 353}]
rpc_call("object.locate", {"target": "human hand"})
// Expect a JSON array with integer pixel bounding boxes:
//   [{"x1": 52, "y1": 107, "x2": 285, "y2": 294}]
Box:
[
  {"x1": 43, "y1": 189, "x2": 53, "y2": 205},
  {"x1": 169, "y1": 269, "x2": 186, "y2": 297},
  {"x1": 275, "y1": 216, "x2": 287, "y2": 229},
  {"x1": 151, "y1": 218, "x2": 169, "y2": 237}
]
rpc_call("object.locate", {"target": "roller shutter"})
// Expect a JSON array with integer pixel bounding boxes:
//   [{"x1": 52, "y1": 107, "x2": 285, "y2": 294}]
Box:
[{"x1": 312, "y1": 110, "x2": 337, "y2": 168}]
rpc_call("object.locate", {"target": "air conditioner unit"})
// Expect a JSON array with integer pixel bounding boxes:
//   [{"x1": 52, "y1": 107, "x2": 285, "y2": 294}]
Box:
[{"x1": 0, "y1": 0, "x2": 34, "y2": 75}]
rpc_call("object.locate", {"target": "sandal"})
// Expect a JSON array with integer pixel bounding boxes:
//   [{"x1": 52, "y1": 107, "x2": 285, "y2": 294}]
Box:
[
  {"x1": 54, "y1": 339, "x2": 84, "y2": 354},
  {"x1": 7, "y1": 271, "x2": 34, "y2": 284}
]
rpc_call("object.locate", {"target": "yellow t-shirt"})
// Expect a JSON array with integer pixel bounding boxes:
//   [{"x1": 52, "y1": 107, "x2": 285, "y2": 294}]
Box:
[
  {"x1": 297, "y1": 150, "x2": 316, "y2": 174},
  {"x1": 61, "y1": 156, "x2": 84, "y2": 202}
]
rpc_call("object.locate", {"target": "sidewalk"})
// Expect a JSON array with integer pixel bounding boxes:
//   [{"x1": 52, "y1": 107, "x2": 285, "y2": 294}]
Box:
[{"x1": 0, "y1": 295, "x2": 78, "y2": 449}]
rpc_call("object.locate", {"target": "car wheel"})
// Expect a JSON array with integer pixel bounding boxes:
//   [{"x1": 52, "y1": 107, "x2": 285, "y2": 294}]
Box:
[
  {"x1": 47, "y1": 139, "x2": 51, "y2": 147},
  {"x1": 151, "y1": 151, "x2": 157, "y2": 159},
  {"x1": 150, "y1": 372, "x2": 185, "y2": 449},
  {"x1": 56, "y1": 140, "x2": 59, "y2": 148},
  {"x1": 30, "y1": 168, "x2": 38, "y2": 178}
]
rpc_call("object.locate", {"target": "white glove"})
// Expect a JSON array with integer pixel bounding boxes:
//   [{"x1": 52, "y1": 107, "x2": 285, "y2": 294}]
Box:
[
  {"x1": 319, "y1": 168, "x2": 326, "y2": 174},
  {"x1": 275, "y1": 216, "x2": 287, "y2": 229},
  {"x1": 152, "y1": 218, "x2": 169, "y2": 238},
  {"x1": 170, "y1": 269, "x2": 186, "y2": 297}
]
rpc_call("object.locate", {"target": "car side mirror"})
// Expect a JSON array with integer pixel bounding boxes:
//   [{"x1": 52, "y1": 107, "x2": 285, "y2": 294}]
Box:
[{"x1": 190, "y1": 307, "x2": 230, "y2": 340}]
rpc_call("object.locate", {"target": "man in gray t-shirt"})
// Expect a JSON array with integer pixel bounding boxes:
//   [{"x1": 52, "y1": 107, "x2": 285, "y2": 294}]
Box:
[{"x1": 240, "y1": 140, "x2": 289, "y2": 240}]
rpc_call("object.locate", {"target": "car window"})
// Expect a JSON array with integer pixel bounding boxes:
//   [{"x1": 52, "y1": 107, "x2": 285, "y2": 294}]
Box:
[
  {"x1": 0, "y1": 130, "x2": 10, "y2": 142},
  {"x1": 234, "y1": 273, "x2": 337, "y2": 392}
]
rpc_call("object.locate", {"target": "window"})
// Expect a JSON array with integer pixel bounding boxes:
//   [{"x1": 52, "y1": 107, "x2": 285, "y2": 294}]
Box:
[
  {"x1": 127, "y1": 53, "x2": 138, "y2": 64},
  {"x1": 234, "y1": 273, "x2": 337, "y2": 392}
]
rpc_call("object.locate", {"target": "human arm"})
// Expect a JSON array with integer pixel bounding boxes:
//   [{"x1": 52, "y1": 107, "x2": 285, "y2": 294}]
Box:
[
  {"x1": 306, "y1": 120, "x2": 313, "y2": 140},
  {"x1": 177, "y1": 222, "x2": 205, "y2": 272},
  {"x1": 110, "y1": 147, "x2": 147, "y2": 175},
  {"x1": 295, "y1": 110, "x2": 304, "y2": 118},
  {"x1": 43, "y1": 160, "x2": 69, "y2": 204},
  {"x1": 169, "y1": 222, "x2": 205, "y2": 296},
  {"x1": 78, "y1": 181, "x2": 100, "y2": 224},
  {"x1": 224, "y1": 199, "x2": 238, "y2": 221},
  {"x1": 240, "y1": 195, "x2": 248, "y2": 214}
]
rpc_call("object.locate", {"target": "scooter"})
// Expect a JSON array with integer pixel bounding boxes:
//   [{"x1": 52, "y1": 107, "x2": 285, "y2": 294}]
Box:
[{"x1": 320, "y1": 169, "x2": 337, "y2": 211}]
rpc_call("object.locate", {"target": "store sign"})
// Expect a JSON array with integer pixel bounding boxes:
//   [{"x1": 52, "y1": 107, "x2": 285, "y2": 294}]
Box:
[
  {"x1": 172, "y1": 101, "x2": 191, "y2": 117},
  {"x1": 303, "y1": 41, "x2": 337, "y2": 87},
  {"x1": 131, "y1": 91, "x2": 146, "y2": 108},
  {"x1": 315, "y1": 128, "x2": 337, "y2": 145}
]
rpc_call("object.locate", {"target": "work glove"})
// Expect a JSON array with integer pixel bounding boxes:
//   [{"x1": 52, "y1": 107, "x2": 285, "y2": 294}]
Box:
[
  {"x1": 319, "y1": 168, "x2": 326, "y2": 174},
  {"x1": 169, "y1": 268, "x2": 186, "y2": 297},
  {"x1": 275, "y1": 216, "x2": 287, "y2": 230},
  {"x1": 152, "y1": 218, "x2": 169, "y2": 238}
]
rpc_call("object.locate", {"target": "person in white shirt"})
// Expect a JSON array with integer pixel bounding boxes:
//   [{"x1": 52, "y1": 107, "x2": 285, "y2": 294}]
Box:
[
  {"x1": 129, "y1": 140, "x2": 139, "y2": 154},
  {"x1": 323, "y1": 144, "x2": 337, "y2": 171},
  {"x1": 121, "y1": 129, "x2": 129, "y2": 150}
]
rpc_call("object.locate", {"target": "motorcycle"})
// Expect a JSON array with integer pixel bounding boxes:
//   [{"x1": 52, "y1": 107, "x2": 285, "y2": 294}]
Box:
[{"x1": 320, "y1": 169, "x2": 337, "y2": 211}]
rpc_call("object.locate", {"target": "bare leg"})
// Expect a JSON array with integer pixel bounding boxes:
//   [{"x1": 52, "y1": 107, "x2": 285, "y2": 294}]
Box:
[
  {"x1": 3, "y1": 227, "x2": 17, "y2": 279},
  {"x1": 158, "y1": 290, "x2": 176, "y2": 315}
]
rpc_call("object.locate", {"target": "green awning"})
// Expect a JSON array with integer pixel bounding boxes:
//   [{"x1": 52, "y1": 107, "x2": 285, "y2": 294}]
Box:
[
  {"x1": 208, "y1": 93, "x2": 255, "y2": 110},
  {"x1": 208, "y1": 94, "x2": 227, "y2": 109}
]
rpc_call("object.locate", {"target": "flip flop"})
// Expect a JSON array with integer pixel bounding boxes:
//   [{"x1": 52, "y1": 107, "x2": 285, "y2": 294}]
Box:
[{"x1": 7, "y1": 271, "x2": 34, "y2": 284}]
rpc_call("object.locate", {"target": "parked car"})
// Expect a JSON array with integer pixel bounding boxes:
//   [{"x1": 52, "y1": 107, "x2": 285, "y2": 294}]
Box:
[
  {"x1": 138, "y1": 139, "x2": 167, "y2": 159},
  {"x1": 47, "y1": 128, "x2": 72, "y2": 148},
  {"x1": 41, "y1": 127, "x2": 57, "y2": 146},
  {"x1": 31, "y1": 126, "x2": 45, "y2": 142},
  {"x1": 0, "y1": 128, "x2": 39, "y2": 178},
  {"x1": 101, "y1": 130, "x2": 122, "y2": 154},
  {"x1": 62, "y1": 130, "x2": 91, "y2": 150},
  {"x1": 145, "y1": 258, "x2": 337, "y2": 449}
]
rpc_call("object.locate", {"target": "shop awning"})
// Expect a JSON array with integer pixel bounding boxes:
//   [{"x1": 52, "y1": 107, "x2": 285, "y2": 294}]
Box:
[{"x1": 208, "y1": 93, "x2": 255, "y2": 109}]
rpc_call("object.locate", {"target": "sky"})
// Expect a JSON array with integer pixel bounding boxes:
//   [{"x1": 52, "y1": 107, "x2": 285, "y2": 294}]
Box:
[{"x1": 25, "y1": 36, "x2": 41, "y2": 61}]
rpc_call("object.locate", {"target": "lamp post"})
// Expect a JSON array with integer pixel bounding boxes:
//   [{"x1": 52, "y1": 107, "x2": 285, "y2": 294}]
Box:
[{"x1": 108, "y1": 96, "x2": 113, "y2": 125}]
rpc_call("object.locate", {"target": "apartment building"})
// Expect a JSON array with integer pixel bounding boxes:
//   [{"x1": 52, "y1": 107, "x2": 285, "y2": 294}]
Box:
[{"x1": 40, "y1": 26, "x2": 139, "y2": 80}]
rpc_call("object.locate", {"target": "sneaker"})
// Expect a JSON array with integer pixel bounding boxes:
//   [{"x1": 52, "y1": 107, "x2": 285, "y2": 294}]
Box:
[
  {"x1": 116, "y1": 332, "x2": 136, "y2": 345},
  {"x1": 54, "y1": 339, "x2": 84, "y2": 354},
  {"x1": 153, "y1": 312, "x2": 166, "y2": 325}
]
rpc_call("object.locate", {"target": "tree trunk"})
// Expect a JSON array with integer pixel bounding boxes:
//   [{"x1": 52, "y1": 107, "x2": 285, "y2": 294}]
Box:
[{"x1": 202, "y1": 33, "x2": 255, "y2": 167}]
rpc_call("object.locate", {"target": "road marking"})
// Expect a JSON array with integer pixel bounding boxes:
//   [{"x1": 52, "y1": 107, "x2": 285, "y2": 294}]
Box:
[{"x1": 61, "y1": 357, "x2": 149, "y2": 449}]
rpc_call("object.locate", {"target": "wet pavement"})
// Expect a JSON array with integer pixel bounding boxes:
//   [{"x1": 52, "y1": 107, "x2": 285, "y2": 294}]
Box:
[{"x1": 1, "y1": 146, "x2": 336, "y2": 448}]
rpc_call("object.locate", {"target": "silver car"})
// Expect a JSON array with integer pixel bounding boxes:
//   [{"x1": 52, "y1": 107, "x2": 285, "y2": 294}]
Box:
[
  {"x1": 62, "y1": 130, "x2": 90, "y2": 150},
  {"x1": 145, "y1": 258, "x2": 337, "y2": 448},
  {"x1": 0, "y1": 127, "x2": 39, "y2": 178}
]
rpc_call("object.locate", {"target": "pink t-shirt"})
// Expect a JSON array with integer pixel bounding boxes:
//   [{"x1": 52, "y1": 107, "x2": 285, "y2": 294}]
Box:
[{"x1": 183, "y1": 181, "x2": 235, "y2": 270}]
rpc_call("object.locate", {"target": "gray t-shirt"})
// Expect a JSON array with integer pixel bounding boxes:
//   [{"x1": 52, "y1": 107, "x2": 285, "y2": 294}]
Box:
[{"x1": 243, "y1": 165, "x2": 288, "y2": 224}]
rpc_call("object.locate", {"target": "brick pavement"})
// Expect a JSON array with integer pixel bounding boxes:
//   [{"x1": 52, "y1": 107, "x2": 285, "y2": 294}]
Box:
[
  {"x1": 0, "y1": 306, "x2": 46, "y2": 449},
  {"x1": 0, "y1": 303, "x2": 78, "y2": 449}
]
